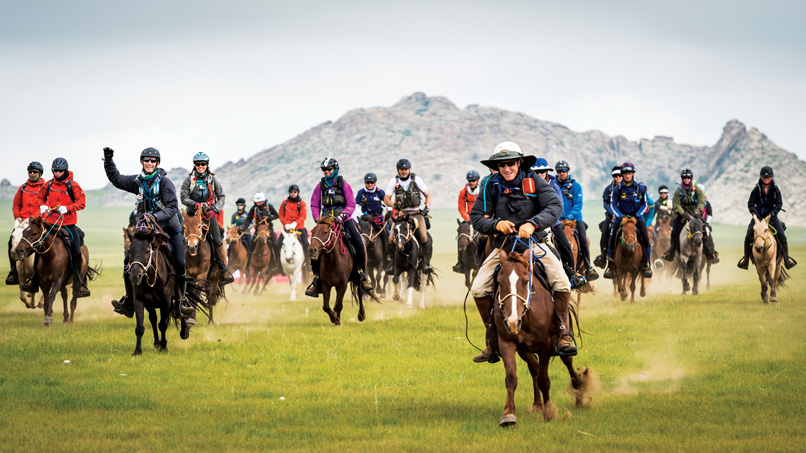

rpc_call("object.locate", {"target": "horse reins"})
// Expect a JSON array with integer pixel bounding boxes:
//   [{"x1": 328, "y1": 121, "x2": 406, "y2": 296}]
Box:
[
  {"x1": 312, "y1": 220, "x2": 344, "y2": 255},
  {"x1": 128, "y1": 244, "x2": 157, "y2": 287},
  {"x1": 20, "y1": 212, "x2": 65, "y2": 255}
]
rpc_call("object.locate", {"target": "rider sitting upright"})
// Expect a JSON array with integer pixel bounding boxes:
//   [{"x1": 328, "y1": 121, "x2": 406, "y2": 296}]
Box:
[
  {"x1": 594, "y1": 166, "x2": 623, "y2": 269},
  {"x1": 662, "y1": 169, "x2": 718, "y2": 263},
  {"x1": 180, "y1": 152, "x2": 234, "y2": 285},
  {"x1": 555, "y1": 160, "x2": 597, "y2": 282},
  {"x1": 305, "y1": 157, "x2": 374, "y2": 296},
  {"x1": 244, "y1": 191, "x2": 279, "y2": 270},
  {"x1": 453, "y1": 169, "x2": 480, "y2": 273},
  {"x1": 605, "y1": 162, "x2": 653, "y2": 279},
  {"x1": 275, "y1": 184, "x2": 310, "y2": 262},
  {"x1": 737, "y1": 166, "x2": 797, "y2": 270},
  {"x1": 470, "y1": 142, "x2": 574, "y2": 362},
  {"x1": 6, "y1": 161, "x2": 45, "y2": 285},
  {"x1": 231, "y1": 197, "x2": 251, "y2": 248},
  {"x1": 383, "y1": 158, "x2": 434, "y2": 274},
  {"x1": 103, "y1": 147, "x2": 194, "y2": 320}
]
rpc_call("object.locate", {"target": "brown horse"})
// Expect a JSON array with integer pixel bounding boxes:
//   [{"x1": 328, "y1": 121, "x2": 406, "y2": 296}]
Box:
[
  {"x1": 244, "y1": 221, "x2": 274, "y2": 295},
  {"x1": 182, "y1": 210, "x2": 225, "y2": 324},
  {"x1": 225, "y1": 225, "x2": 248, "y2": 284},
  {"x1": 561, "y1": 220, "x2": 594, "y2": 298},
  {"x1": 613, "y1": 217, "x2": 645, "y2": 303},
  {"x1": 309, "y1": 217, "x2": 378, "y2": 325},
  {"x1": 493, "y1": 248, "x2": 595, "y2": 427},
  {"x1": 13, "y1": 216, "x2": 98, "y2": 326},
  {"x1": 652, "y1": 217, "x2": 673, "y2": 276},
  {"x1": 751, "y1": 214, "x2": 789, "y2": 303}
]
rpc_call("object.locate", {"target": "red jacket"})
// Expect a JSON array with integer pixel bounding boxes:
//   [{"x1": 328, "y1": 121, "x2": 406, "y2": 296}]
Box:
[
  {"x1": 38, "y1": 171, "x2": 86, "y2": 225},
  {"x1": 13, "y1": 178, "x2": 45, "y2": 219},
  {"x1": 279, "y1": 198, "x2": 308, "y2": 229},
  {"x1": 457, "y1": 184, "x2": 478, "y2": 221}
]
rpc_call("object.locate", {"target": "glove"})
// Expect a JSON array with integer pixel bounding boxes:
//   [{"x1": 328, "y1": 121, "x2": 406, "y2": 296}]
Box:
[
  {"x1": 40, "y1": 205, "x2": 48, "y2": 215},
  {"x1": 422, "y1": 207, "x2": 430, "y2": 216},
  {"x1": 290, "y1": 222, "x2": 297, "y2": 229},
  {"x1": 518, "y1": 222, "x2": 535, "y2": 238},
  {"x1": 15, "y1": 217, "x2": 22, "y2": 223},
  {"x1": 393, "y1": 202, "x2": 403, "y2": 211},
  {"x1": 205, "y1": 210, "x2": 216, "y2": 220},
  {"x1": 495, "y1": 220, "x2": 515, "y2": 234},
  {"x1": 338, "y1": 213, "x2": 347, "y2": 222},
  {"x1": 706, "y1": 215, "x2": 713, "y2": 224},
  {"x1": 58, "y1": 206, "x2": 68, "y2": 215},
  {"x1": 103, "y1": 147, "x2": 114, "y2": 160}
]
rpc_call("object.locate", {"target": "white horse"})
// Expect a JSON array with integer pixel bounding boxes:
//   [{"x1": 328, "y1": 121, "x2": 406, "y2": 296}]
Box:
[
  {"x1": 280, "y1": 230, "x2": 305, "y2": 300},
  {"x1": 11, "y1": 218, "x2": 42, "y2": 309}
]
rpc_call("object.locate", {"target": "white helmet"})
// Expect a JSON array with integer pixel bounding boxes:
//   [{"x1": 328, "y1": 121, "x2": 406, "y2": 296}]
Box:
[
  {"x1": 493, "y1": 141, "x2": 522, "y2": 155},
  {"x1": 253, "y1": 192, "x2": 266, "y2": 203}
]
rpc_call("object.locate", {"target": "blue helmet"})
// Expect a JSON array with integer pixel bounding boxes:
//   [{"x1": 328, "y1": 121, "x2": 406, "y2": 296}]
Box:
[
  {"x1": 621, "y1": 162, "x2": 636, "y2": 173},
  {"x1": 193, "y1": 152, "x2": 210, "y2": 163},
  {"x1": 531, "y1": 158, "x2": 553, "y2": 172}
]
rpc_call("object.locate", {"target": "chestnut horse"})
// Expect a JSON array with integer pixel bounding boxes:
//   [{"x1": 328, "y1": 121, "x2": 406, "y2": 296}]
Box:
[
  {"x1": 182, "y1": 210, "x2": 225, "y2": 324},
  {"x1": 13, "y1": 216, "x2": 98, "y2": 326},
  {"x1": 561, "y1": 220, "x2": 594, "y2": 298},
  {"x1": 652, "y1": 217, "x2": 673, "y2": 277},
  {"x1": 493, "y1": 247, "x2": 595, "y2": 427},
  {"x1": 225, "y1": 225, "x2": 248, "y2": 284},
  {"x1": 613, "y1": 217, "x2": 645, "y2": 303},
  {"x1": 245, "y1": 221, "x2": 274, "y2": 295}
]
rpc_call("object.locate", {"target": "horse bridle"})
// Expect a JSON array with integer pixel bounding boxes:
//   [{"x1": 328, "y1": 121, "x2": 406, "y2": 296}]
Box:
[
  {"x1": 495, "y1": 238, "x2": 538, "y2": 315},
  {"x1": 685, "y1": 221, "x2": 703, "y2": 240},
  {"x1": 20, "y1": 214, "x2": 65, "y2": 255},
  {"x1": 128, "y1": 244, "x2": 157, "y2": 287},
  {"x1": 754, "y1": 223, "x2": 774, "y2": 252},
  {"x1": 184, "y1": 221, "x2": 209, "y2": 245},
  {"x1": 312, "y1": 221, "x2": 341, "y2": 254}
]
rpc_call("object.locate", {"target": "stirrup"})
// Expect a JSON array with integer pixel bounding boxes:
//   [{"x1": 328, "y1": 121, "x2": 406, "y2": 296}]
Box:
[
  {"x1": 557, "y1": 334, "x2": 578, "y2": 357},
  {"x1": 570, "y1": 273, "x2": 587, "y2": 289},
  {"x1": 737, "y1": 256, "x2": 749, "y2": 270},
  {"x1": 603, "y1": 265, "x2": 615, "y2": 280},
  {"x1": 785, "y1": 257, "x2": 798, "y2": 269}
]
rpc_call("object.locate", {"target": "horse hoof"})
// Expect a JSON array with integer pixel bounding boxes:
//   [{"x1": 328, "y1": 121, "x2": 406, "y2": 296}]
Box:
[
  {"x1": 771, "y1": 297, "x2": 778, "y2": 303},
  {"x1": 44, "y1": 316, "x2": 53, "y2": 325},
  {"x1": 406, "y1": 302, "x2": 414, "y2": 309},
  {"x1": 499, "y1": 414, "x2": 517, "y2": 427},
  {"x1": 132, "y1": 350, "x2": 142, "y2": 356},
  {"x1": 358, "y1": 311, "x2": 366, "y2": 322}
]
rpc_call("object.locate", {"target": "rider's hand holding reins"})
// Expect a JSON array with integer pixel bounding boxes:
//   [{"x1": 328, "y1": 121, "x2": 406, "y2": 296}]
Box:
[
  {"x1": 496, "y1": 220, "x2": 515, "y2": 235},
  {"x1": 58, "y1": 206, "x2": 68, "y2": 215},
  {"x1": 39, "y1": 205, "x2": 48, "y2": 215},
  {"x1": 517, "y1": 222, "x2": 535, "y2": 239}
]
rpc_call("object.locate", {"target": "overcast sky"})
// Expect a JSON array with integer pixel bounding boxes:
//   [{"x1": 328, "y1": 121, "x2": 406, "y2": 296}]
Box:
[{"x1": 2, "y1": 0, "x2": 804, "y2": 189}]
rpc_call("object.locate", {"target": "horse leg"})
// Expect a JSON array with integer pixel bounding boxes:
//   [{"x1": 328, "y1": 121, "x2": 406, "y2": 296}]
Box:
[
  {"x1": 498, "y1": 339, "x2": 519, "y2": 427},
  {"x1": 629, "y1": 273, "x2": 637, "y2": 304},
  {"x1": 419, "y1": 276, "x2": 426, "y2": 310},
  {"x1": 357, "y1": 291, "x2": 366, "y2": 322},
  {"x1": 640, "y1": 276, "x2": 646, "y2": 298},
  {"x1": 406, "y1": 270, "x2": 416, "y2": 308},
  {"x1": 148, "y1": 307, "x2": 159, "y2": 349},
  {"x1": 159, "y1": 306, "x2": 169, "y2": 351},
  {"x1": 538, "y1": 351, "x2": 555, "y2": 421},
  {"x1": 61, "y1": 286, "x2": 69, "y2": 323},
  {"x1": 289, "y1": 269, "x2": 298, "y2": 301},
  {"x1": 680, "y1": 258, "x2": 689, "y2": 294},
  {"x1": 42, "y1": 286, "x2": 56, "y2": 327},
  {"x1": 321, "y1": 285, "x2": 340, "y2": 326},
  {"x1": 517, "y1": 350, "x2": 543, "y2": 414},
  {"x1": 768, "y1": 265, "x2": 778, "y2": 303},
  {"x1": 617, "y1": 271, "x2": 627, "y2": 301},
  {"x1": 133, "y1": 300, "x2": 145, "y2": 356},
  {"x1": 707, "y1": 262, "x2": 711, "y2": 290},
  {"x1": 334, "y1": 284, "x2": 347, "y2": 323}
]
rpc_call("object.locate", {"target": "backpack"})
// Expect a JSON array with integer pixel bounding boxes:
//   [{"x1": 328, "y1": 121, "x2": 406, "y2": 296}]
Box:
[{"x1": 45, "y1": 179, "x2": 76, "y2": 203}]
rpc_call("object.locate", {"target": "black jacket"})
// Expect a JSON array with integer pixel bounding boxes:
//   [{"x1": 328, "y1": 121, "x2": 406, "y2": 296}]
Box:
[
  {"x1": 470, "y1": 170, "x2": 562, "y2": 248},
  {"x1": 748, "y1": 179, "x2": 783, "y2": 219},
  {"x1": 245, "y1": 203, "x2": 279, "y2": 229},
  {"x1": 104, "y1": 159, "x2": 182, "y2": 234}
]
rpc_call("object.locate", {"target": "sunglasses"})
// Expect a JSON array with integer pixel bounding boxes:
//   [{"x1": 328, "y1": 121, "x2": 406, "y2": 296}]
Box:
[
  {"x1": 141, "y1": 158, "x2": 158, "y2": 163},
  {"x1": 497, "y1": 160, "x2": 519, "y2": 169},
  {"x1": 681, "y1": 176, "x2": 692, "y2": 180},
  {"x1": 194, "y1": 162, "x2": 208, "y2": 167},
  {"x1": 536, "y1": 170, "x2": 548, "y2": 175},
  {"x1": 28, "y1": 170, "x2": 40, "y2": 174},
  {"x1": 289, "y1": 190, "x2": 299, "y2": 194},
  {"x1": 365, "y1": 182, "x2": 376, "y2": 185},
  {"x1": 322, "y1": 167, "x2": 334, "y2": 172},
  {"x1": 53, "y1": 170, "x2": 65, "y2": 173}
]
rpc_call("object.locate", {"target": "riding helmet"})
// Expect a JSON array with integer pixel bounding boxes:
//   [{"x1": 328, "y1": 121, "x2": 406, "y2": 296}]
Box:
[
  {"x1": 396, "y1": 158, "x2": 412, "y2": 170},
  {"x1": 27, "y1": 161, "x2": 44, "y2": 174},
  {"x1": 531, "y1": 158, "x2": 553, "y2": 172},
  {"x1": 140, "y1": 147, "x2": 161, "y2": 162},
  {"x1": 611, "y1": 166, "x2": 622, "y2": 176},
  {"x1": 760, "y1": 166, "x2": 774, "y2": 178},
  {"x1": 363, "y1": 173, "x2": 377, "y2": 183},
  {"x1": 555, "y1": 160, "x2": 571, "y2": 173},
  {"x1": 466, "y1": 170, "x2": 481, "y2": 181},
  {"x1": 681, "y1": 168, "x2": 693, "y2": 179},
  {"x1": 658, "y1": 185, "x2": 669, "y2": 194},
  {"x1": 253, "y1": 192, "x2": 266, "y2": 203},
  {"x1": 320, "y1": 157, "x2": 339, "y2": 170},
  {"x1": 288, "y1": 184, "x2": 300, "y2": 192},
  {"x1": 52, "y1": 157, "x2": 69, "y2": 172},
  {"x1": 620, "y1": 162, "x2": 636, "y2": 173},
  {"x1": 235, "y1": 197, "x2": 246, "y2": 205},
  {"x1": 193, "y1": 152, "x2": 210, "y2": 163}
]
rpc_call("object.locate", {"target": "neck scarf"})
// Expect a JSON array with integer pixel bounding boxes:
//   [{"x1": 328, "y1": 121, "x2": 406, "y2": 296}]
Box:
[
  {"x1": 324, "y1": 169, "x2": 339, "y2": 187},
  {"x1": 141, "y1": 169, "x2": 158, "y2": 180}
]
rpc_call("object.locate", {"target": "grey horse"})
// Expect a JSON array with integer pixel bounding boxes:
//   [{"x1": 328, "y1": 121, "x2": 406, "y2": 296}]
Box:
[{"x1": 676, "y1": 216, "x2": 704, "y2": 295}]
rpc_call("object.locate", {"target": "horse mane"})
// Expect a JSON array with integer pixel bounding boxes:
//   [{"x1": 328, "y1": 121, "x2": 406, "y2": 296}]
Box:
[
  {"x1": 505, "y1": 251, "x2": 529, "y2": 267},
  {"x1": 316, "y1": 216, "x2": 337, "y2": 227},
  {"x1": 621, "y1": 217, "x2": 637, "y2": 225},
  {"x1": 133, "y1": 228, "x2": 156, "y2": 240}
]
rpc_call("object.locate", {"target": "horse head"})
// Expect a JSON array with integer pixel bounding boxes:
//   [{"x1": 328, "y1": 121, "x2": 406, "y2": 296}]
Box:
[
  {"x1": 11, "y1": 217, "x2": 30, "y2": 255},
  {"x1": 752, "y1": 214, "x2": 774, "y2": 254},
  {"x1": 128, "y1": 228, "x2": 159, "y2": 286},
  {"x1": 182, "y1": 209, "x2": 206, "y2": 256},
  {"x1": 281, "y1": 230, "x2": 302, "y2": 264},
  {"x1": 561, "y1": 219, "x2": 577, "y2": 238},
  {"x1": 225, "y1": 225, "x2": 241, "y2": 245},
  {"x1": 620, "y1": 217, "x2": 639, "y2": 252},
  {"x1": 13, "y1": 216, "x2": 46, "y2": 261},
  {"x1": 456, "y1": 220, "x2": 475, "y2": 255},
  {"x1": 496, "y1": 249, "x2": 532, "y2": 335},
  {"x1": 254, "y1": 222, "x2": 271, "y2": 245},
  {"x1": 309, "y1": 216, "x2": 338, "y2": 261},
  {"x1": 685, "y1": 217, "x2": 704, "y2": 249},
  {"x1": 393, "y1": 216, "x2": 415, "y2": 251}
]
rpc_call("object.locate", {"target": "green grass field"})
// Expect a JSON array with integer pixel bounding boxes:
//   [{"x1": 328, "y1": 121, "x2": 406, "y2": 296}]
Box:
[{"x1": 1, "y1": 201, "x2": 805, "y2": 451}]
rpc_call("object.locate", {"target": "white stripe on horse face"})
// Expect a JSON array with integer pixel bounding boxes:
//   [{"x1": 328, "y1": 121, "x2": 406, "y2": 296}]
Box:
[{"x1": 507, "y1": 269, "x2": 519, "y2": 325}]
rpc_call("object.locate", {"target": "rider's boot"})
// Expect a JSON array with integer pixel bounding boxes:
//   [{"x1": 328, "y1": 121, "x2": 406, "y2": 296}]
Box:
[
  {"x1": 737, "y1": 240, "x2": 752, "y2": 270},
  {"x1": 357, "y1": 268, "x2": 373, "y2": 292},
  {"x1": 216, "y1": 244, "x2": 235, "y2": 285},
  {"x1": 641, "y1": 254, "x2": 653, "y2": 279},
  {"x1": 781, "y1": 239, "x2": 798, "y2": 269},
  {"x1": 593, "y1": 251, "x2": 606, "y2": 269},
  {"x1": 703, "y1": 237, "x2": 720, "y2": 264},
  {"x1": 452, "y1": 259, "x2": 464, "y2": 274},
  {"x1": 304, "y1": 275, "x2": 321, "y2": 297},
  {"x1": 603, "y1": 255, "x2": 615, "y2": 280},
  {"x1": 554, "y1": 291, "x2": 577, "y2": 356},
  {"x1": 584, "y1": 257, "x2": 599, "y2": 282},
  {"x1": 20, "y1": 269, "x2": 39, "y2": 294},
  {"x1": 111, "y1": 272, "x2": 134, "y2": 317},
  {"x1": 421, "y1": 240, "x2": 434, "y2": 274},
  {"x1": 472, "y1": 295, "x2": 500, "y2": 363},
  {"x1": 5, "y1": 257, "x2": 18, "y2": 285},
  {"x1": 175, "y1": 274, "x2": 196, "y2": 321},
  {"x1": 71, "y1": 258, "x2": 91, "y2": 298}
]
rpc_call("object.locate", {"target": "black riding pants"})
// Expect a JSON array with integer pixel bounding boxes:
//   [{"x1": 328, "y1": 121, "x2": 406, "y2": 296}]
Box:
[
  {"x1": 551, "y1": 223, "x2": 574, "y2": 273},
  {"x1": 62, "y1": 224, "x2": 83, "y2": 272},
  {"x1": 745, "y1": 216, "x2": 786, "y2": 245},
  {"x1": 168, "y1": 231, "x2": 186, "y2": 276},
  {"x1": 575, "y1": 220, "x2": 590, "y2": 263},
  {"x1": 208, "y1": 219, "x2": 223, "y2": 249},
  {"x1": 599, "y1": 216, "x2": 612, "y2": 254}
]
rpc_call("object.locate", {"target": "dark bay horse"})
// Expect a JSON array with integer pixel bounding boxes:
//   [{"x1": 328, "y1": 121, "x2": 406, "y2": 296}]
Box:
[
  {"x1": 359, "y1": 214, "x2": 388, "y2": 297},
  {"x1": 456, "y1": 220, "x2": 482, "y2": 289},
  {"x1": 613, "y1": 217, "x2": 645, "y2": 303},
  {"x1": 309, "y1": 216, "x2": 378, "y2": 325},
  {"x1": 391, "y1": 215, "x2": 434, "y2": 308},
  {"x1": 13, "y1": 216, "x2": 99, "y2": 326},
  {"x1": 182, "y1": 210, "x2": 225, "y2": 324},
  {"x1": 244, "y1": 221, "x2": 274, "y2": 295},
  {"x1": 225, "y1": 225, "x2": 248, "y2": 285},
  {"x1": 493, "y1": 248, "x2": 595, "y2": 427}
]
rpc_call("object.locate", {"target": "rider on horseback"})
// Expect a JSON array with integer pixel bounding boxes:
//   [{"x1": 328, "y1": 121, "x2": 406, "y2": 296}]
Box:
[
  {"x1": 594, "y1": 166, "x2": 623, "y2": 269},
  {"x1": 383, "y1": 158, "x2": 434, "y2": 274},
  {"x1": 103, "y1": 147, "x2": 195, "y2": 319},
  {"x1": 555, "y1": 160, "x2": 598, "y2": 282},
  {"x1": 470, "y1": 142, "x2": 575, "y2": 362},
  {"x1": 275, "y1": 184, "x2": 310, "y2": 263},
  {"x1": 737, "y1": 166, "x2": 797, "y2": 270},
  {"x1": 605, "y1": 162, "x2": 653, "y2": 279},
  {"x1": 453, "y1": 170, "x2": 480, "y2": 274},
  {"x1": 244, "y1": 192, "x2": 279, "y2": 271},
  {"x1": 532, "y1": 158, "x2": 588, "y2": 288},
  {"x1": 662, "y1": 169, "x2": 719, "y2": 263},
  {"x1": 305, "y1": 157, "x2": 374, "y2": 296},
  {"x1": 356, "y1": 173, "x2": 390, "y2": 270},
  {"x1": 230, "y1": 197, "x2": 251, "y2": 248},
  {"x1": 180, "y1": 152, "x2": 235, "y2": 285},
  {"x1": 6, "y1": 161, "x2": 45, "y2": 285}
]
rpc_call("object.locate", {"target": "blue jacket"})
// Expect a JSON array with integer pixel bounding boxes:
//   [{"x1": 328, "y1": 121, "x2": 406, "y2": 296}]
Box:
[
  {"x1": 643, "y1": 195, "x2": 655, "y2": 226},
  {"x1": 547, "y1": 175, "x2": 563, "y2": 227},
  {"x1": 610, "y1": 181, "x2": 648, "y2": 218},
  {"x1": 603, "y1": 182, "x2": 617, "y2": 216},
  {"x1": 557, "y1": 175, "x2": 583, "y2": 221},
  {"x1": 355, "y1": 187, "x2": 386, "y2": 216}
]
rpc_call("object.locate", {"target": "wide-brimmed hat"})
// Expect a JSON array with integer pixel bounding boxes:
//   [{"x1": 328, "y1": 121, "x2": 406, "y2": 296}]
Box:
[{"x1": 481, "y1": 141, "x2": 537, "y2": 170}]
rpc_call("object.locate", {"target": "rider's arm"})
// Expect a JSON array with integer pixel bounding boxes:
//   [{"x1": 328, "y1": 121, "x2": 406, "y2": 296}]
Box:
[
  {"x1": 297, "y1": 200, "x2": 308, "y2": 227},
  {"x1": 65, "y1": 181, "x2": 86, "y2": 213},
  {"x1": 268, "y1": 203, "x2": 279, "y2": 221},
  {"x1": 278, "y1": 200, "x2": 288, "y2": 225},
  {"x1": 469, "y1": 176, "x2": 497, "y2": 235},
  {"x1": 672, "y1": 189, "x2": 685, "y2": 216},
  {"x1": 694, "y1": 186, "x2": 706, "y2": 213},
  {"x1": 383, "y1": 178, "x2": 395, "y2": 207},
  {"x1": 179, "y1": 177, "x2": 195, "y2": 210},
  {"x1": 773, "y1": 186, "x2": 783, "y2": 217},
  {"x1": 747, "y1": 186, "x2": 759, "y2": 217},
  {"x1": 152, "y1": 177, "x2": 179, "y2": 225},
  {"x1": 458, "y1": 188, "x2": 470, "y2": 221},
  {"x1": 354, "y1": 189, "x2": 366, "y2": 215},
  {"x1": 310, "y1": 183, "x2": 322, "y2": 221},
  {"x1": 102, "y1": 155, "x2": 139, "y2": 195},
  {"x1": 341, "y1": 181, "x2": 356, "y2": 219},
  {"x1": 212, "y1": 176, "x2": 226, "y2": 213},
  {"x1": 568, "y1": 182, "x2": 583, "y2": 221},
  {"x1": 610, "y1": 185, "x2": 623, "y2": 218},
  {"x1": 603, "y1": 185, "x2": 614, "y2": 216},
  {"x1": 12, "y1": 185, "x2": 23, "y2": 219}
]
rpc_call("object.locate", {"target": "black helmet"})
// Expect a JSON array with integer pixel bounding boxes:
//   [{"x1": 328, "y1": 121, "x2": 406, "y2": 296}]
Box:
[
  {"x1": 235, "y1": 198, "x2": 246, "y2": 206},
  {"x1": 681, "y1": 168, "x2": 693, "y2": 179},
  {"x1": 320, "y1": 157, "x2": 339, "y2": 170},
  {"x1": 396, "y1": 158, "x2": 412, "y2": 170},
  {"x1": 621, "y1": 162, "x2": 636, "y2": 173},
  {"x1": 364, "y1": 172, "x2": 377, "y2": 183},
  {"x1": 760, "y1": 166, "x2": 774, "y2": 178},
  {"x1": 288, "y1": 184, "x2": 300, "y2": 192},
  {"x1": 611, "y1": 166, "x2": 622, "y2": 176},
  {"x1": 658, "y1": 185, "x2": 669, "y2": 194},
  {"x1": 140, "y1": 147, "x2": 161, "y2": 162},
  {"x1": 27, "y1": 161, "x2": 44, "y2": 174},
  {"x1": 52, "y1": 157, "x2": 69, "y2": 171},
  {"x1": 555, "y1": 160, "x2": 570, "y2": 172},
  {"x1": 466, "y1": 170, "x2": 480, "y2": 181}
]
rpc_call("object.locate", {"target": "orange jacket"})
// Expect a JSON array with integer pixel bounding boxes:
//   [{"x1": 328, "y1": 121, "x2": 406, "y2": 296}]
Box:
[
  {"x1": 38, "y1": 171, "x2": 86, "y2": 225},
  {"x1": 457, "y1": 184, "x2": 478, "y2": 221},
  {"x1": 13, "y1": 178, "x2": 45, "y2": 219},
  {"x1": 279, "y1": 198, "x2": 307, "y2": 229}
]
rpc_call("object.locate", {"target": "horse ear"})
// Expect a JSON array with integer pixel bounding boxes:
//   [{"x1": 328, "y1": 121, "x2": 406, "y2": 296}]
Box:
[
  {"x1": 498, "y1": 249, "x2": 507, "y2": 263},
  {"x1": 763, "y1": 214, "x2": 771, "y2": 224},
  {"x1": 521, "y1": 248, "x2": 531, "y2": 262},
  {"x1": 182, "y1": 209, "x2": 187, "y2": 217},
  {"x1": 457, "y1": 219, "x2": 461, "y2": 225},
  {"x1": 125, "y1": 228, "x2": 135, "y2": 243},
  {"x1": 33, "y1": 216, "x2": 42, "y2": 226},
  {"x1": 752, "y1": 213, "x2": 759, "y2": 222}
]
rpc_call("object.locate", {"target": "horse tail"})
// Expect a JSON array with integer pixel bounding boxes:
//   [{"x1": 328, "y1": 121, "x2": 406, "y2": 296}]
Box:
[
  {"x1": 86, "y1": 261, "x2": 102, "y2": 282},
  {"x1": 777, "y1": 257, "x2": 790, "y2": 287},
  {"x1": 351, "y1": 281, "x2": 381, "y2": 304},
  {"x1": 185, "y1": 276, "x2": 212, "y2": 317}
]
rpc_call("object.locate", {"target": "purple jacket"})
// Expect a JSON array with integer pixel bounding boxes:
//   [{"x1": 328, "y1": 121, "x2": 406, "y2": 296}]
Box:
[{"x1": 310, "y1": 180, "x2": 356, "y2": 221}]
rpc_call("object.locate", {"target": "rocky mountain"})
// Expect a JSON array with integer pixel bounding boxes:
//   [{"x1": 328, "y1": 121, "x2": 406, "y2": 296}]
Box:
[{"x1": 75, "y1": 93, "x2": 806, "y2": 226}]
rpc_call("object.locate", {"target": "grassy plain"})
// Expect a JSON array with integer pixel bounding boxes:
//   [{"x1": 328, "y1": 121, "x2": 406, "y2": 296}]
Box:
[{"x1": 0, "y1": 201, "x2": 805, "y2": 451}]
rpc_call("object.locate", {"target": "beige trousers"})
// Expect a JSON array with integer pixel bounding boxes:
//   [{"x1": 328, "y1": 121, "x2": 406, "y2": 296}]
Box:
[{"x1": 471, "y1": 241, "x2": 571, "y2": 298}]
